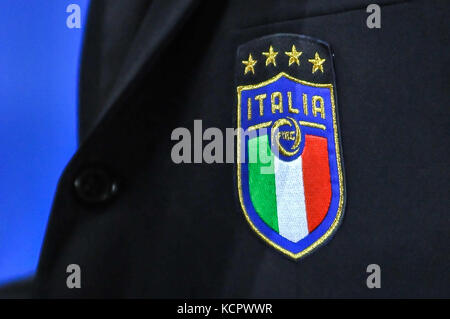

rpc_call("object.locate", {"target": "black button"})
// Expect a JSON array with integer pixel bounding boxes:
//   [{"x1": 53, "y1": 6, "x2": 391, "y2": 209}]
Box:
[{"x1": 74, "y1": 167, "x2": 118, "y2": 204}]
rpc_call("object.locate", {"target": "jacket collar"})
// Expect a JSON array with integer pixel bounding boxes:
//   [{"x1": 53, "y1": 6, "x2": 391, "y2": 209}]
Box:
[{"x1": 82, "y1": 0, "x2": 200, "y2": 141}]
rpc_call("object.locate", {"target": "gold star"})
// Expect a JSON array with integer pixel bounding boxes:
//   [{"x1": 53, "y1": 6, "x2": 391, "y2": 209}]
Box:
[
  {"x1": 284, "y1": 45, "x2": 302, "y2": 66},
  {"x1": 242, "y1": 54, "x2": 257, "y2": 74},
  {"x1": 262, "y1": 46, "x2": 278, "y2": 66},
  {"x1": 308, "y1": 52, "x2": 326, "y2": 73}
]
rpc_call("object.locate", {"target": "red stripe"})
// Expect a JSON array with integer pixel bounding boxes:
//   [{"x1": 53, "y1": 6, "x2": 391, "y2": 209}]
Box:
[{"x1": 302, "y1": 135, "x2": 332, "y2": 232}]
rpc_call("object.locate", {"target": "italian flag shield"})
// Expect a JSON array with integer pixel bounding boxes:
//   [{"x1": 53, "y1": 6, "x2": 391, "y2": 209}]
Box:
[{"x1": 236, "y1": 35, "x2": 345, "y2": 259}]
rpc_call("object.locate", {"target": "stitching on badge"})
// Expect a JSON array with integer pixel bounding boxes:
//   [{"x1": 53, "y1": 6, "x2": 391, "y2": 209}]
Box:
[{"x1": 236, "y1": 72, "x2": 344, "y2": 259}]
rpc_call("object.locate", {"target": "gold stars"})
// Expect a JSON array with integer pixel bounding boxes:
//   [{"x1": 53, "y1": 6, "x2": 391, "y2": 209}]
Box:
[
  {"x1": 242, "y1": 54, "x2": 257, "y2": 74},
  {"x1": 284, "y1": 45, "x2": 302, "y2": 66},
  {"x1": 308, "y1": 52, "x2": 326, "y2": 73},
  {"x1": 262, "y1": 45, "x2": 278, "y2": 66},
  {"x1": 242, "y1": 46, "x2": 327, "y2": 75}
]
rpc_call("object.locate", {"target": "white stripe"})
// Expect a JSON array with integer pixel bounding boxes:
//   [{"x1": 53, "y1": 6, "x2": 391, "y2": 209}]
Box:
[{"x1": 274, "y1": 155, "x2": 309, "y2": 242}]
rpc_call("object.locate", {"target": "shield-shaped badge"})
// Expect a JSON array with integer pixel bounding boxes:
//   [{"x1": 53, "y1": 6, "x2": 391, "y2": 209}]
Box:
[{"x1": 236, "y1": 34, "x2": 345, "y2": 259}]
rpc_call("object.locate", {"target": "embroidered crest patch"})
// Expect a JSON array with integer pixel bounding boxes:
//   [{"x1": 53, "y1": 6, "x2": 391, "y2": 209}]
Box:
[{"x1": 236, "y1": 34, "x2": 345, "y2": 259}]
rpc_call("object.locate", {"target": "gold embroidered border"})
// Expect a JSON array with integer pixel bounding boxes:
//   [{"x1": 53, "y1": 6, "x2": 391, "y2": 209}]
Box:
[{"x1": 236, "y1": 72, "x2": 344, "y2": 260}]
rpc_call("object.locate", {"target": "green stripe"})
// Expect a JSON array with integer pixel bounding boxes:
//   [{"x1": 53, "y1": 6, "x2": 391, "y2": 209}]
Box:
[{"x1": 248, "y1": 134, "x2": 278, "y2": 232}]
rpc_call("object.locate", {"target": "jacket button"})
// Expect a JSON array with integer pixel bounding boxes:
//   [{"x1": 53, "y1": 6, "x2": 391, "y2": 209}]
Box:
[{"x1": 74, "y1": 167, "x2": 118, "y2": 204}]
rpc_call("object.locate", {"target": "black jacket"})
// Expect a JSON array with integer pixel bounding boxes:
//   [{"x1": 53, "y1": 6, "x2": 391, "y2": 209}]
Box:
[{"x1": 33, "y1": 0, "x2": 449, "y2": 298}]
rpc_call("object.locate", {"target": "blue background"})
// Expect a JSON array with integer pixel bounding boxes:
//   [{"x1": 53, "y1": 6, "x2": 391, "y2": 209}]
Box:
[{"x1": 0, "y1": 0, "x2": 89, "y2": 284}]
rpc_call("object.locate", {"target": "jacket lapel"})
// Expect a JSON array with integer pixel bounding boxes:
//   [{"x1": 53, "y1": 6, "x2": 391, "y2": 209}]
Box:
[{"x1": 98, "y1": 0, "x2": 200, "y2": 121}]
